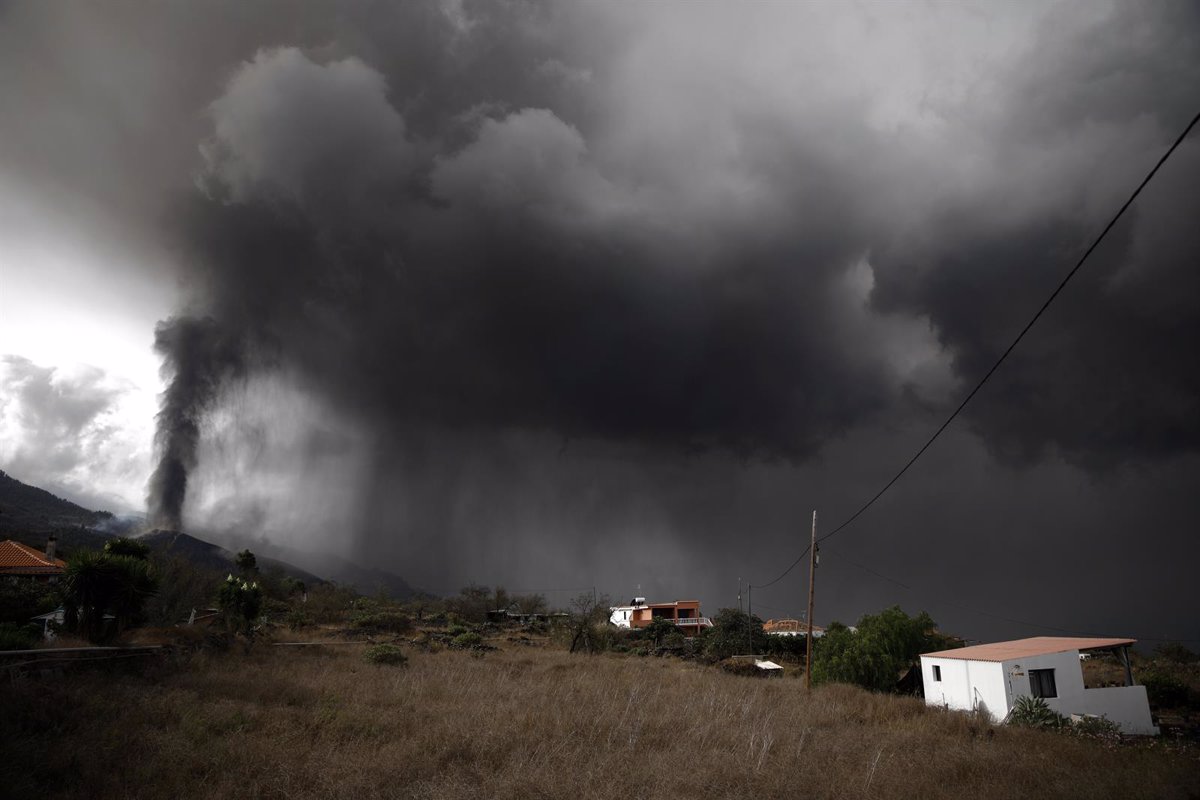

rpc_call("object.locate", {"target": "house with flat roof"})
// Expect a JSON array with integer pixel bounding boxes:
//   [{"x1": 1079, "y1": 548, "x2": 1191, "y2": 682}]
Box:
[
  {"x1": 0, "y1": 537, "x2": 66, "y2": 582},
  {"x1": 921, "y1": 636, "x2": 1158, "y2": 735},
  {"x1": 608, "y1": 597, "x2": 713, "y2": 636}
]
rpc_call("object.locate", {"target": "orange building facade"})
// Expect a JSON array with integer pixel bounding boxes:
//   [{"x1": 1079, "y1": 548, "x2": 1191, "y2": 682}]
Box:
[{"x1": 609, "y1": 598, "x2": 713, "y2": 637}]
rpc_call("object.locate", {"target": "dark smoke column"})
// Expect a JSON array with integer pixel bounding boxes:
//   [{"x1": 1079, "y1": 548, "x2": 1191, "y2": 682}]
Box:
[{"x1": 146, "y1": 317, "x2": 245, "y2": 530}]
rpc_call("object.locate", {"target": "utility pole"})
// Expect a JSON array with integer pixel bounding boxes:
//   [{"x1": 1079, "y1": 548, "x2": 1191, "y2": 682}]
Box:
[
  {"x1": 737, "y1": 577, "x2": 743, "y2": 616},
  {"x1": 747, "y1": 584, "x2": 753, "y2": 655},
  {"x1": 805, "y1": 510, "x2": 818, "y2": 691}
]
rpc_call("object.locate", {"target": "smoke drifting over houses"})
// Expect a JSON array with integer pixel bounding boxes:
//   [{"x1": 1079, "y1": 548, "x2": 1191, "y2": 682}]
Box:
[{"x1": 3, "y1": 1, "x2": 1199, "y2": 641}]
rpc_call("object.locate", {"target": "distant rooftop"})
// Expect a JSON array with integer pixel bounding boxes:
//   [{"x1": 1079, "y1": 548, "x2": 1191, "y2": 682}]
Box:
[
  {"x1": 763, "y1": 619, "x2": 825, "y2": 634},
  {"x1": 923, "y1": 636, "x2": 1135, "y2": 662}
]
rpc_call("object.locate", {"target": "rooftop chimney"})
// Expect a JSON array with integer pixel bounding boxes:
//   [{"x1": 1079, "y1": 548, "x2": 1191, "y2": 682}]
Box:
[{"x1": 45, "y1": 535, "x2": 57, "y2": 562}]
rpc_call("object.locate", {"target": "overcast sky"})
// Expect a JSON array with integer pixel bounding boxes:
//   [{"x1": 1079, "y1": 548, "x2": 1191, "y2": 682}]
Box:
[{"x1": 1, "y1": 0, "x2": 1197, "y2": 644}]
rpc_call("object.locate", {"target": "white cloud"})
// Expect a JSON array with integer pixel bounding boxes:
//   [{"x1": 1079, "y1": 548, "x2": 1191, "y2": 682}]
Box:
[{"x1": 0, "y1": 356, "x2": 155, "y2": 511}]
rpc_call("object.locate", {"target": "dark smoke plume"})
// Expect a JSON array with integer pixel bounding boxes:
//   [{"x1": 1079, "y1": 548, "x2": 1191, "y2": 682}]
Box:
[{"x1": 147, "y1": 317, "x2": 245, "y2": 529}]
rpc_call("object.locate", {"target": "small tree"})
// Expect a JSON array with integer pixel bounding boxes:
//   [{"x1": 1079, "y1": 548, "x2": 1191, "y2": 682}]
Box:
[
  {"x1": 567, "y1": 592, "x2": 611, "y2": 654},
  {"x1": 218, "y1": 575, "x2": 263, "y2": 637},
  {"x1": 642, "y1": 616, "x2": 679, "y2": 647},
  {"x1": 235, "y1": 549, "x2": 258, "y2": 575},
  {"x1": 702, "y1": 608, "x2": 767, "y2": 661},
  {"x1": 146, "y1": 554, "x2": 220, "y2": 627},
  {"x1": 811, "y1": 606, "x2": 953, "y2": 692},
  {"x1": 512, "y1": 592, "x2": 548, "y2": 616}
]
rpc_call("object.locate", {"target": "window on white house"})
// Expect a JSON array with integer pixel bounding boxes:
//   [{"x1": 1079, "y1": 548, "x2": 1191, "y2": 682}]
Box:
[
  {"x1": 1030, "y1": 668, "x2": 1057, "y2": 698},
  {"x1": 932, "y1": 665, "x2": 942, "y2": 682}
]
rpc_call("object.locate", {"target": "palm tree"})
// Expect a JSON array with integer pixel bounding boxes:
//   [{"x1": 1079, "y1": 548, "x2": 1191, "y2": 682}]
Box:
[{"x1": 106, "y1": 555, "x2": 158, "y2": 633}]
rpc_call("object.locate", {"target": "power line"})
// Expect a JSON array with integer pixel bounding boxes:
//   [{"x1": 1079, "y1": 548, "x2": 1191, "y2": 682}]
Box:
[
  {"x1": 811, "y1": 109, "x2": 1200, "y2": 548},
  {"x1": 745, "y1": 109, "x2": 1199, "y2": 627},
  {"x1": 749, "y1": 545, "x2": 810, "y2": 589}
]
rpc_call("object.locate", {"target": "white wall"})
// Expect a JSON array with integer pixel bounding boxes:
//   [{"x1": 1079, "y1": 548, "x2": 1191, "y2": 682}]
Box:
[
  {"x1": 1002, "y1": 651, "x2": 1158, "y2": 735},
  {"x1": 921, "y1": 657, "x2": 1007, "y2": 721},
  {"x1": 922, "y1": 650, "x2": 1159, "y2": 735},
  {"x1": 608, "y1": 606, "x2": 635, "y2": 628}
]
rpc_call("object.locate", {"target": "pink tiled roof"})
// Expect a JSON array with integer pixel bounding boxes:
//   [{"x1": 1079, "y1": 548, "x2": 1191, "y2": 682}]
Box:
[{"x1": 923, "y1": 636, "x2": 1135, "y2": 662}]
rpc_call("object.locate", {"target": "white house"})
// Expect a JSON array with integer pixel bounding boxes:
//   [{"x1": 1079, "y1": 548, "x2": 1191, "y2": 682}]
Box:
[
  {"x1": 609, "y1": 597, "x2": 648, "y2": 628},
  {"x1": 921, "y1": 636, "x2": 1158, "y2": 735}
]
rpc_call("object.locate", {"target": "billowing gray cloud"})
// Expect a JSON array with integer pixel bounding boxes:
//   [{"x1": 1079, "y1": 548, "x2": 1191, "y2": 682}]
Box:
[{"x1": 2, "y1": 1, "x2": 1198, "y2": 643}]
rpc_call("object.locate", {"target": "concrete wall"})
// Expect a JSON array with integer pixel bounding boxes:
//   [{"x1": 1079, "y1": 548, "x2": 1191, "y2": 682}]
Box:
[
  {"x1": 1002, "y1": 651, "x2": 1158, "y2": 735},
  {"x1": 922, "y1": 650, "x2": 1158, "y2": 735},
  {"x1": 921, "y1": 657, "x2": 1007, "y2": 720},
  {"x1": 608, "y1": 606, "x2": 638, "y2": 628}
]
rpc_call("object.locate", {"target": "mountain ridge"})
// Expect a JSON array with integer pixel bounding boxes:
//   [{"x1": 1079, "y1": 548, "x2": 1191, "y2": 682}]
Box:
[{"x1": 0, "y1": 469, "x2": 417, "y2": 598}]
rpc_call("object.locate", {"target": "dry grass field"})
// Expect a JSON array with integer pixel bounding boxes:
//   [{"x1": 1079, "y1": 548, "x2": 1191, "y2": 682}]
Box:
[{"x1": 2, "y1": 636, "x2": 1198, "y2": 800}]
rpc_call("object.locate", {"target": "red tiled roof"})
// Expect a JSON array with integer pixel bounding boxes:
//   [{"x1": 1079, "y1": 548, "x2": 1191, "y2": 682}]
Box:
[
  {"x1": 923, "y1": 636, "x2": 1135, "y2": 662},
  {"x1": 764, "y1": 619, "x2": 825, "y2": 633},
  {"x1": 0, "y1": 540, "x2": 67, "y2": 575}
]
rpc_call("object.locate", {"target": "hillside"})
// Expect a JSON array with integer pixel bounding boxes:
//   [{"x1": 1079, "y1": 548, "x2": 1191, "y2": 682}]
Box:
[
  {"x1": 254, "y1": 541, "x2": 418, "y2": 599},
  {"x1": 138, "y1": 529, "x2": 323, "y2": 586},
  {"x1": 0, "y1": 469, "x2": 117, "y2": 553},
  {"x1": 0, "y1": 469, "x2": 415, "y2": 597}
]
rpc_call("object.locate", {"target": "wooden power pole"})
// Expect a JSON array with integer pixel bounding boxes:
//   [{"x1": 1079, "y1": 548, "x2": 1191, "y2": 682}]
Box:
[{"x1": 805, "y1": 510, "x2": 818, "y2": 690}]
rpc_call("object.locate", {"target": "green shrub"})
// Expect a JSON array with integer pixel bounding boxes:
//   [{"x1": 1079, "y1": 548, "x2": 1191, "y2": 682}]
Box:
[
  {"x1": 1067, "y1": 715, "x2": 1122, "y2": 742},
  {"x1": 351, "y1": 611, "x2": 411, "y2": 634},
  {"x1": 450, "y1": 631, "x2": 483, "y2": 649},
  {"x1": 1141, "y1": 672, "x2": 1191, "y2": 708},
  {"x1": 0, "y1": 580, "x2": 58, "y2": 626},
  {"x1": 718, "y1": 659, "x2": 765, "y2": 678},
  {"x1": 1153, "y1": 643, "x2": 1198, "y2": 664},
  {"x1": 703, "y1": 609, "x2": 767, "y2": 661},
  {"x1": 1008, "y1": 695, "x2": 1067, "y2": 729},
  {"x1": 0, "y1": 622, "x2": 38, "y2": 651},
  {"x1": 263, "y1": 598, "x2": 291, "y2": 614},
  {"x1": 363, "y1": 643, "x2": 408, "y2": 666},
  {"x1": 447, "y1": 623, "x2": 469, "y2": 637},
  {"x1": 285, "y1": 609, "x2": 314, "y2": 631}
]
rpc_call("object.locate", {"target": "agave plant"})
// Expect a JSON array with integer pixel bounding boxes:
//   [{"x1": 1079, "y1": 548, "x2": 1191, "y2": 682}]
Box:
[{"x1": 1008, "y1": 695, "x2": 1067, "y2": 729}]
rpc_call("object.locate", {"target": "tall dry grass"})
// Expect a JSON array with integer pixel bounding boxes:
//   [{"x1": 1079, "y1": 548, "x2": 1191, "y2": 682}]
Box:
[{"x1": 1, "y1": 640, "x2": 1196, "y2": 800}]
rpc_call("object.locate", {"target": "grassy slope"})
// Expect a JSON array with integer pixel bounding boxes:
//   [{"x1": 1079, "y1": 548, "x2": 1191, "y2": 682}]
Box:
[{"x1": 2, "y1": 640, "x2": 1197, "y2": 800}]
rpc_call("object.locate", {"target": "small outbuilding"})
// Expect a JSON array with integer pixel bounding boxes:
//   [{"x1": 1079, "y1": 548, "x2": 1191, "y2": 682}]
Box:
[{"x1": 921, "y1": 636, "x2": 1158, "y2": 735}]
